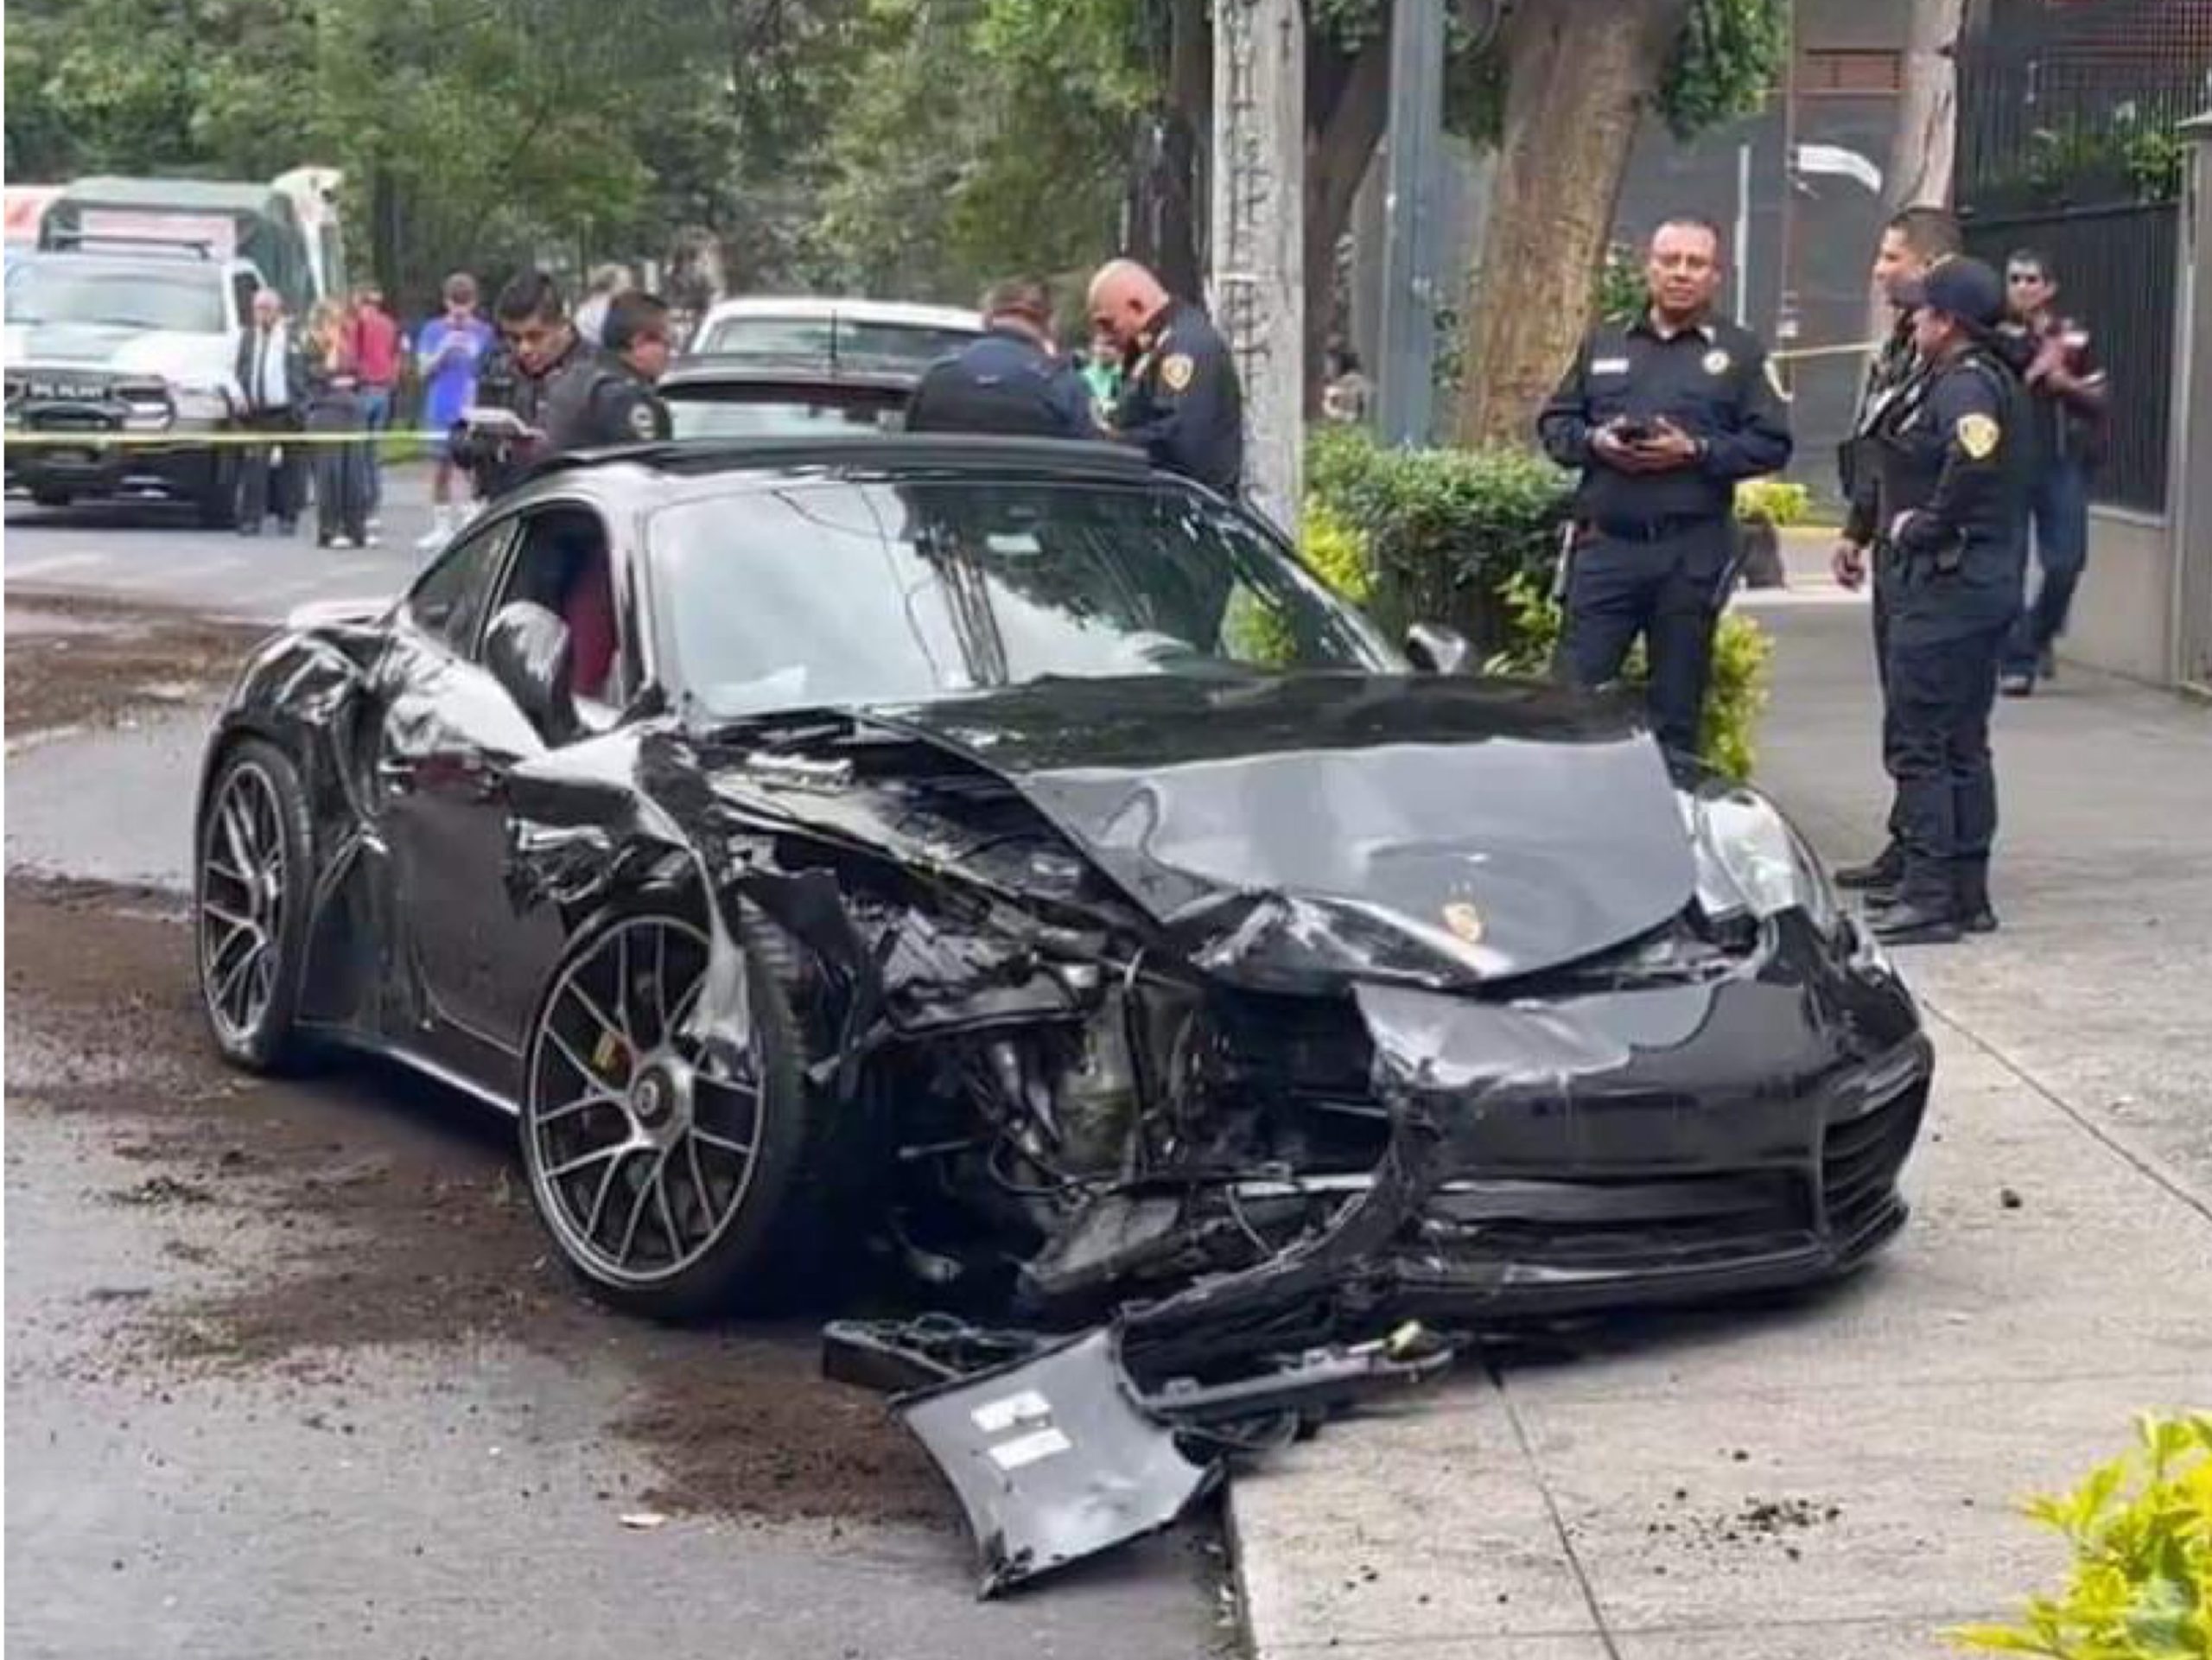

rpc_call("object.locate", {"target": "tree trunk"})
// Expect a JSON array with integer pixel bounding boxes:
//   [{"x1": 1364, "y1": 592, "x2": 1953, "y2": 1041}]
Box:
[
  {"x1": 1301, "y1": 25, "x2": 1390, "y2": 412},
  {"x1": 1885, "y1": 0, "x2": 1961, "y2": 212},
  {"x1": 1159, "y1": 0, "x2": 1211, "y2": 300},
  {"x1": 1451, "y1": 0, "x2": 1688, "y2": 449}
]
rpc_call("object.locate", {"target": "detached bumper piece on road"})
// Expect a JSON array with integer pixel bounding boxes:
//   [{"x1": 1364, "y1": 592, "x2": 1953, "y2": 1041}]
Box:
[{"x1": 833, "y1": 1319, "x2": 1451, "y2": 1597}]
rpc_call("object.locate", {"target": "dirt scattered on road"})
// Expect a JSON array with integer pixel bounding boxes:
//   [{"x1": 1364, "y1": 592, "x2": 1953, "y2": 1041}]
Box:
[
  {"x1": 5, "y1": 875, "x2": 952, "y2": 1530},
  {"x1": 5, "y1": 594, "x2": 267, "y2": 739}
]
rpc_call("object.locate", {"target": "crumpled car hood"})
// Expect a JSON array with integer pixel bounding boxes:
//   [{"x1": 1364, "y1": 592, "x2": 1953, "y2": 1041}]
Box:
[{"x1": 861, "y1": 674, "x2": 1697, "y2": 986}]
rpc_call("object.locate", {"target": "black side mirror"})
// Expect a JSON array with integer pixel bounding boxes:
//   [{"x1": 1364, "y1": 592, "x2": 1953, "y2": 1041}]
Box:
[
  {"x1": 1405, "y1": 622, "x2": 1475, "y2": 675},
  {"x1": 484, "y1": 600, "x2": 580, "y2": 745}
]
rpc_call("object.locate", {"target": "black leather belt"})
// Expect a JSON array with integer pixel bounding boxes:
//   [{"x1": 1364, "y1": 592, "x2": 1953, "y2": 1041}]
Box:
[{"x1": 1591, "y1": 512, "x2": 1722, "y2": 543}]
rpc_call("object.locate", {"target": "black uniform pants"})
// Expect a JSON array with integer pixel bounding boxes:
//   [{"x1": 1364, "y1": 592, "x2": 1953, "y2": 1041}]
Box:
[
  {"x1": 1887, "y1": 620, "x2": 2005, "y2": 911},
  {"x1": 1872, "y1": 557, "x2": 1904, "y2": 848},
  {"x1": 1560, "y1": 525, "x2": 1727, "y2": 760}
]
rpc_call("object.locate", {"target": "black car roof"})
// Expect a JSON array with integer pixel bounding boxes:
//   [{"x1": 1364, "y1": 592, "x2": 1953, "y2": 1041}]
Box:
[{"x1": 519, "y1": 435, "x2": 1160, "y2": 496}]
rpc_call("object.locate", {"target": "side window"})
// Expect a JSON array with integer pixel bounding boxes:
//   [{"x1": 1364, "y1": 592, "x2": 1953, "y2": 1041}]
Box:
[
  {"x1": 493, "y1": 504, "x2": 625, "y2": 705},
  {"x1": 404, "y1": 520, "x2": 514, "y2": 654}
]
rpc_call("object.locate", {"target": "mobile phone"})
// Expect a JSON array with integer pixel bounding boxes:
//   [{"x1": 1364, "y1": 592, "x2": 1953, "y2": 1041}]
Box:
[{"x1": 1612, "y1": 418, "x2": 1654, "y2": 444}]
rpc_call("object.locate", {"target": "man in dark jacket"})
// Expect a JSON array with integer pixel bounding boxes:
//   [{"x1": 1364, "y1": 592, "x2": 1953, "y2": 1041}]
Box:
[
  {"x1": 1855, "y1": 258, "x2": 2028, "y2": 943},
  {"x1": 541, "y1": 289, "x2": 674, "y2": 449},
  {"x1": 232, "y1": 287, "x2": 306, "y2": 534},
  {"x1": 1090, "y1": 258, "x2": 1244, "y2": 496},
  {"x1": 1828, "y1": 206, "x2": 1962, "y2": 892},
  {"x1": 450, "y1": 270, "x2": 590, "y2": 498},
  {"x1": 904, "y1": 278, "x2": 1094, "y2": 439},
  {"x1": 1537, "y1": 216, "x2": 1792, "y2": 761}
]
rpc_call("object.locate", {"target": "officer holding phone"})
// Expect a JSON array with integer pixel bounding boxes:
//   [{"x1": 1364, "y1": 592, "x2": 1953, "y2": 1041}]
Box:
[{"x1": 1538, "y1": 216, "x2": 1792, "y2": 761}]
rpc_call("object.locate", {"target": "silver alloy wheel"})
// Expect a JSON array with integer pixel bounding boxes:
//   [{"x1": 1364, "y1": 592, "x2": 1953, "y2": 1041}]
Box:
[
  {"x1": 198, "y1": 759, "x2": 289, "y2": 1047},
  {"x1": 524, "y1": 916, "x2": 763, "y2": 1288}
]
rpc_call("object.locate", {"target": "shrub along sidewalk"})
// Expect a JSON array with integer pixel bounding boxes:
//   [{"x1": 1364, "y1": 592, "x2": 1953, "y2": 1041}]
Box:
[{"x1": 1299, "y1": 429, "x2": 1778, "y2": 779}]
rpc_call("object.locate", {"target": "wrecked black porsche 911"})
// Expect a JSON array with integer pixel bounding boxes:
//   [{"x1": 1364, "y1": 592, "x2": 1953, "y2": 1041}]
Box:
[{"x1": 194, "y1": 435, "x2": 1932, "y2": 1349}]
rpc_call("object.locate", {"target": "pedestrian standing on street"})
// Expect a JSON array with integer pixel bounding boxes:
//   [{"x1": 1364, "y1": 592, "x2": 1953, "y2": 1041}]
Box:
[
  {"x1": 301, "y1": 299, "x2": 374, "y2": 550},
  {"x1": 232, "y1": 287, "x2": 304, "y2": 537},
  {"x1": 1995, "y1": 249, "x2": 2109, "y2": 696},
  {"x1": 1536, "y1": 216, "x2": 1793, "y2": 761},
  {"x1": 450, "y1": 270, "x2": 588, "y2": 499},
  {"x1": 1090, "y1": 258, "x2": 1244, "y2": 496},
  {"x1": 573, "y1": 264, "x2": 632, "y2": 349},
  {"x1": 542, "y1": 289, "x2": 674, "y2": 448},
  {"x1": 1854, "y1": 258, "x2": 2027, "y2": 944},
  {"x1": 905, "y1": 277, "x2": 1096, "y2": 439},
  {"x1": 346, "y1": 282, "x2": 403, "y2": 528},
  {"x1": 1829, "y1": 206, "x2": 1963, "y2": 894},
  {"x1": 414, "y1": 272, "x2": 494, "y2": 550}
]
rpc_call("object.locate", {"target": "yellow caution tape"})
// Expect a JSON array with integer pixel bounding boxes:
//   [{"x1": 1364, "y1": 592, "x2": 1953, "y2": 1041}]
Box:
[
  {"x1": 1769, "y1": 340, "x2": 1885, "y2": 365},
  {"x1": 5, "y1": 427, "x2": 451, "y2": 448}
]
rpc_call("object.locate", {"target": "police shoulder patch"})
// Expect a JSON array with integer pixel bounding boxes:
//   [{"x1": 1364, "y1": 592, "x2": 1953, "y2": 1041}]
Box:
[
  {"x1": 1160, "y1": 353, "x2": 1196, "y2": 392},
  {"x1": 626, "y1": 399, "x2": 659, "y2": 440},
  {"x1": 1956, "y1": 411, "x2": 2000, "y2": 460}
]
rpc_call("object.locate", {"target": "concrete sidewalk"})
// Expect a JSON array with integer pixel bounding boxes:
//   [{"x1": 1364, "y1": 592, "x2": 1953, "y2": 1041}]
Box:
[{"x1": 1229, "y1": 582, "x2": 2212, "y2": 1658}]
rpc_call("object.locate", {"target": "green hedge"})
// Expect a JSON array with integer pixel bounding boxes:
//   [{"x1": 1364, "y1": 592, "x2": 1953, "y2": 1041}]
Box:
[{"x1": 1299, "y1": 428, "x2": 1774, "y2": 780}]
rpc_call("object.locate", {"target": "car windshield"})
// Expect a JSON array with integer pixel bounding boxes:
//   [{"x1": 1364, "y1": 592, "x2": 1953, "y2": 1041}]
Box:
[
  {"x1": 652, "y1": 480, "x2": 1395, "y2": 719},
  {"x1": 665, "y1": 390, "x2": 906, "y2": 439},
  {"x1": 4, "y1": 261, "x2": 225, "y2": 333},
  {"x1": 696, "y1": 315, "x2": 976, "y2": 368}
]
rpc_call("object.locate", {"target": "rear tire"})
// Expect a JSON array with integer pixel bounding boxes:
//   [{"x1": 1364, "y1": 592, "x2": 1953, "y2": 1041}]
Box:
[
  {"x1": 29, "y1": 487, "x2": 73, "y2": 510},
  {"x1": 518, "y1": 903, "x2": 852, "y2": 1320}
]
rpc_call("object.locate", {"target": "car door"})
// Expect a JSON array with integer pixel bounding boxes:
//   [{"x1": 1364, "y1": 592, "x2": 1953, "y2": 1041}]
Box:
[{"x1": 372, "y1": 509, "x2": 570, "y2": 1089}]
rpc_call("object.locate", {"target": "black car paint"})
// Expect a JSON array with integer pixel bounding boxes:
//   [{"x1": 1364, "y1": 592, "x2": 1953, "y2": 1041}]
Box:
[{"x1": 195, "y1": 439, "x2": 1933, "y2": 1337}]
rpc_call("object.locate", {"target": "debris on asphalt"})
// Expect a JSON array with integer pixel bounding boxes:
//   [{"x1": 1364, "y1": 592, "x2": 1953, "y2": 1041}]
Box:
[
  {"x1": 618, "y1": 1511, "x2": 669, "y2": 1531},
  {"x1": 2000, "y1": 1186, "x2": 2024, "y2": 1210}
]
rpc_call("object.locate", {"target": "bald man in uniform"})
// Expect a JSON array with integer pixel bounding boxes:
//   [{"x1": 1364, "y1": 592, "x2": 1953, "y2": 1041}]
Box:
[{"x1": 1089, "y1": 258, "x2": 1244, "y2": 496}]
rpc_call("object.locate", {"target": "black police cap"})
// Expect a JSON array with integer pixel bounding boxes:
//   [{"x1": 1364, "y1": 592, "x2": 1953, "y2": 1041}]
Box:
[{"x1": 1891, "y1": 256, "x2": 2005, "y2": 329}]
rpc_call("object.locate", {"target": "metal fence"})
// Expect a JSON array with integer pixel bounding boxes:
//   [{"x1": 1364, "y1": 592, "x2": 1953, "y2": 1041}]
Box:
[
  {"x1": 1959, "y1": 0, "x2": 2212, "y2": 209},
  {"x1": 1961, "y1": 201, "x2": 2177, "y2": 514}
]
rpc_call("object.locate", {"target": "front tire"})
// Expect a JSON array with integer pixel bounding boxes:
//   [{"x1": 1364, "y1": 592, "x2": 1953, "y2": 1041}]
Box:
[
  {"x1": 518, "y1": 905, "x2": 845, "y2": 1320},
  {"x1": 29, "y1": 487, "x2": 73, "y2": 510},
  {"x1": 194, "y1": 738, "x2": 315, "y2": 1071}
]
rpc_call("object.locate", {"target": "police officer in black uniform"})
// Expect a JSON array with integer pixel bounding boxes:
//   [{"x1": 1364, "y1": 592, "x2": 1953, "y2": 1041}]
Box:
[
  {"x1": 543, "y1": 289, "x2": 674, "y2": 449},
  {"x1": 1830, "y1": 206, "x2": 1964, "y2": 894},
  {"x1": 1857, "y1": 257, "x2": 2026, "y2": 944},
  {"x1": 905, "y1": 277, "x2": 1095, "y2": 438},
  {"x1": 449, "y1": 270, "x2": 589, "y2": 499},
  {"x1": 1538, "y1": 216, "x2": 1792, "y2": 760},
  {"x1": 1088, "y1": 258, "x2": 1243, "y2": 496}
]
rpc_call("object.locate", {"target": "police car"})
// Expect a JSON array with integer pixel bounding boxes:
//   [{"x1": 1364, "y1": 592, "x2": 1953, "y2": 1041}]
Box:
[{"x1": 4, "y1": 241, "x2": 263, "y2": 525}]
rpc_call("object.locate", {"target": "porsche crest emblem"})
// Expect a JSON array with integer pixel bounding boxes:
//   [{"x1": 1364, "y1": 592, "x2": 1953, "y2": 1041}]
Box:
[
  {"x1": 1956, "y1": 412, "x2": 2001, "y2": 460},
  {"x1": 1160, "y1": 353, "x2": 1196, "y2": 392},
  {"x1": 1441, "y1": 900, "x2": 1485, "y2": 945}
]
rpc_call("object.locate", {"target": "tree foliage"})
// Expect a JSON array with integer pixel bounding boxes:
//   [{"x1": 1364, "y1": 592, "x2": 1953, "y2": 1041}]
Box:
[{"x1": 5, "y1": 0, "x2": 1786, "y2": 327}]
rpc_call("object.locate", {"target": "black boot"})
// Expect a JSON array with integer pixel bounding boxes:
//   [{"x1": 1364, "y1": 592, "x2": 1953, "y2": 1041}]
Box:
[
  {"x1": 1955, "y1": 862, "x2": 1998, "y2": 934},
  {"x1": 1868, "y1": 897, "x2": 1963, "y2": 944},
  {"x1": 1835, "y1": 843, "x2": 1905, "y2": 890}
]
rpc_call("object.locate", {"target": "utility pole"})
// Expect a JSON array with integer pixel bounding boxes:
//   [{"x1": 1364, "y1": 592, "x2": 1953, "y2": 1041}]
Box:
[
  {"x1": 1376, "y1": 0, "x2": 1445, "y2": 448},
  {"x1": 1211, "y1": 0, "x2": 1305, "y2": 535}
]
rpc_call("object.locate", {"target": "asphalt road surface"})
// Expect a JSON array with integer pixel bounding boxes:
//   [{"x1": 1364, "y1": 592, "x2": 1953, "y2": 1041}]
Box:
[{"x1": 3, "y1": 560, "x2": 1232, "y2": 1657}]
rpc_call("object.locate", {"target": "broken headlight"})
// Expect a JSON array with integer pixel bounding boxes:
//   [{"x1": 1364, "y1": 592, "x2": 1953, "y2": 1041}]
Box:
[{"x1": 1680, "y1": 784, "x2": 1839, "y2": 936}]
